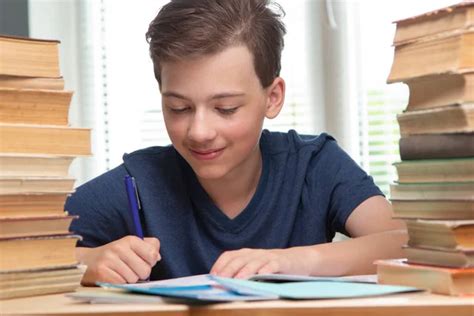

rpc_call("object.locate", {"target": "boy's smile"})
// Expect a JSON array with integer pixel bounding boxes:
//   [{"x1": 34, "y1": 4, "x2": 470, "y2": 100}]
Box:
[{"x1": 160, "y1": 45, "x2": 284, "y2": 184}]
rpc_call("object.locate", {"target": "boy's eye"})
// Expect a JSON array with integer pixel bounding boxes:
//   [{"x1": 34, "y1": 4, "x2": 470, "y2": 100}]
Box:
[
  {"x1": 216, "y1": 107, "x2": 239, "y2": 115},
  {"x1": 167, "y1": 106, "x2": 190, "y2": 113}
]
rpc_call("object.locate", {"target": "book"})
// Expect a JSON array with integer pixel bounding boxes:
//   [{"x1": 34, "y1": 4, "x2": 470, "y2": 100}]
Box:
[
  {"x1": 390, "y1": 182, "x2": 474, "y2": 200},
  {"x1": 399, "y1": 133, "x2": 474, "y2": 160},
  {"x1": 0, "y1": 234, "x2": 80, "y2": 272},
  {"x1": 0, "y1": 154, "x2": 74, "y2": 177},
  {"x1": 391, "y1": 199, "x2": 474, "y2": 219},
  {"x1": 406, "y1": 73, "x2": 474, "y2": 111},
  {"x1": 0, "y1": 193, "x2": 69, "y2": 218},
  {"x1": 394, "y1": 158, "x2": 474, "y2": 183},
  {"x1": 387, "y1": 31, "x2": 474, "y2": 83},
  {"x1": 248, "y1": 273, "x2": 377, "y2": 284},
  {"x1": 0, "y1": 124, "x2": 91, "y2": 156},
  {"x1": 0, "y1": 265, "x2": 85, "y2": 299},
  {"x1": 98, "y1": 274, "x2": 419, "y2": 302},
  {"x1": 403, "y1": 246, "x2": 474, "y2": 268},
  {"x1": 68, "y1": 289, "x2": 166, "y2": 304},
  {"x1": 0, "y1": 88, "x2": 73, "y2": 125},
  {"x1": 406, "y1": 219, "x2": 474, "y2": 250},
  {"x1": 0, "y1": 75, "x2": 64, "y2": 90},
  {"x1": 0, "y1": 177, "x2": 75, "y2": 194},
  {"x1": 0, "y1": 35, "x2": 60, "y2": 78},
  {"x1": 376, "y1": 259, "x2": 474, "y2": 296},
  {"x1": 0, "y1": 215, "x2": 77, "y2": 238},
  {"x1": 397, "y1": 103, "x2": 474, "y2": 137},
  {"x1": 393, "y1": 1, "x2": 474, "y2": 46}
]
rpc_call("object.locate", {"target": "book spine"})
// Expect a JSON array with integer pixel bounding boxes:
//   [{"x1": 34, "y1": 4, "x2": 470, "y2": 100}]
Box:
[{"x1": 399, "y1": 133, "x2": 474, "y2": 160}]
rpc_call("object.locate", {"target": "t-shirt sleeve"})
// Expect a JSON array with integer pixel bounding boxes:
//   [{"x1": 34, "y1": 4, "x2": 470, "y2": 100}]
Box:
[
  {"x1": 316, "y1": 140, "x2": 384, "y2": 238},
  {"x1": 65, "y1": 165, "x2": 131, "y2": 247}
]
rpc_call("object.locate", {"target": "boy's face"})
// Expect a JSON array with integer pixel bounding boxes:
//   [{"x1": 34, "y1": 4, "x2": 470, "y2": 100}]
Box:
[{"x1": 160, "y1": 45, "x2": 283, "y2": 181}]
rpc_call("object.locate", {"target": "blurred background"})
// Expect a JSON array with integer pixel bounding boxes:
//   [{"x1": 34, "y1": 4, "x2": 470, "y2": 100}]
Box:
[{"x1": 0, "y1": 0, "x2": 458, "y2": 196}]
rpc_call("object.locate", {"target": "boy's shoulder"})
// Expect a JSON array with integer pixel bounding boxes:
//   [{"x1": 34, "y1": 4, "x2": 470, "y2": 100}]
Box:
[
  {"x1": 122, "y1": 145, "x2": 182, "y2": 180},
  {"x1": 122, "y1": 145, "x2": 178, "y2": 167},
  {"x1": 261, "y1": 129, "x2": 336, "y2": 156},
  {"x1": 123, "y1": 145, "x2": 174, "y2": 160}
]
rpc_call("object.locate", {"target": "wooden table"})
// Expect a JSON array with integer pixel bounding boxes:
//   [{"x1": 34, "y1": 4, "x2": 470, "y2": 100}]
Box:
[{"x1": 0, "y1": 289, "x2": 473, "y2": 316}]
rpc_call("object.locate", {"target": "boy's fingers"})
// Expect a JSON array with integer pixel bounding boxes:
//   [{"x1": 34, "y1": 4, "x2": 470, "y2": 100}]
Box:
[
  {"x1": 234, "y1": 259, "x2": 269, "y2": 279},
  {"x1": 130, "y1": 237, "x2": 161, "y2": 265},
  {"x1": 257, "y1": 261, "x2": 279, "y2": 275},
  {"x1": 119, "y1": 250, "x2": 153, "y2": 281},
  {"x1": 110, "y1": 258, "x2": 140, "y2": 284},
  {"x1": 210, "y1": 250, "x2": 240, "y2": 274},
  {"x1": 144, "y1": 237, "x2": 160, "y2": 250},
  {"x1": 101, "y1": 266, "x2": 128, "y2": 284},
  {"x1": 215, "y1": 256, "x2": 249, "y2": 278}
]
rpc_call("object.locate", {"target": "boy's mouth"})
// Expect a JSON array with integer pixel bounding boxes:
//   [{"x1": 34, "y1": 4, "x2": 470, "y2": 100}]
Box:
[{"x1": 189, "y1": 147, "x2": 225, "y2": 160}]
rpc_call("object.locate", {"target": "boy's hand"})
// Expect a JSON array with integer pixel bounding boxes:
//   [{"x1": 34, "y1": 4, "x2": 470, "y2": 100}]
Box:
[
  {"x1": 76, "y1": 236, "x2": 161, "y2": 285},
  {"x1": 210, "y1": 248, "x2": 311, "y2": 279}
]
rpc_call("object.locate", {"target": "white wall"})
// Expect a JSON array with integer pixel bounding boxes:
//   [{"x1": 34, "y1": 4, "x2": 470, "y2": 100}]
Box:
[{"x1": 28, "y1": 0, "x2": 107, "y2": 186}]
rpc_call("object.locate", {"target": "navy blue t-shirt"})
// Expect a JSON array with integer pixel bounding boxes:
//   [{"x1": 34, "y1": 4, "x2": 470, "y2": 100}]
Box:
[{"x1": 66, "y1": 130, "x2": 383, "y2": 280}]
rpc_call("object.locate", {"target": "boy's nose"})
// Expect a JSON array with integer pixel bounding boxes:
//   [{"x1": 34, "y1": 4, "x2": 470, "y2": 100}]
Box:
[{"x1": 187, "y1": 111, "x2": 217, "y2": 143}]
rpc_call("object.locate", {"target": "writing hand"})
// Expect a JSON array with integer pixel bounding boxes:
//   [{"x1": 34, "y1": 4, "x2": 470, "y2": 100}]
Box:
[{"x1": 76, "y1": 236, "x2": 160, "y2": 285}]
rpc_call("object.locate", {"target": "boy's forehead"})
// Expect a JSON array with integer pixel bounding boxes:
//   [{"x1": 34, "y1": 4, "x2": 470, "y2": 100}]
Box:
[
  {"x1": 162, "y1": 45, "x2": 255, "y2": 72},
  {"x1": 160, "y1": 45, "x2": 262, "y2": 95}
]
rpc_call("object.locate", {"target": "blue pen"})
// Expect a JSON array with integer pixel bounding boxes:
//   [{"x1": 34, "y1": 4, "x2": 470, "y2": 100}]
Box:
[{"x1": 124, "y1": 175, "x2": 144, "y2": 238}]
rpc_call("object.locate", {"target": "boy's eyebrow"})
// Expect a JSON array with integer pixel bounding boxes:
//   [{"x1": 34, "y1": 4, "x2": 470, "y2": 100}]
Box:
[{"x1": 162, "y1": 91, "x2": 246, "y2": 101}]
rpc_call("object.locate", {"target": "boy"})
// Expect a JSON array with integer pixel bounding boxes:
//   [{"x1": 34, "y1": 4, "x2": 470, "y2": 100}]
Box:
[{"x1": 67, "y1": 0, "x2": 407, "y2": 285}]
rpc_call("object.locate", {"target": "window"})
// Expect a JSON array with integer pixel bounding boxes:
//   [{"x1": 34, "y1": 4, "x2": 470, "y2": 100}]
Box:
[
  {"x1": 27, "y1": 0, "x2": 459, "y2": 189},
  {"x1": 359, "y1": 0, "x2": 459, "y2": 195}
]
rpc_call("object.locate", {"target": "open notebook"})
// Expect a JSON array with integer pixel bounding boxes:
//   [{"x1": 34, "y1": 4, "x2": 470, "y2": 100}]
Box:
[{"x1": 91, "y1": 274, "x2": 420, "y2": 303}]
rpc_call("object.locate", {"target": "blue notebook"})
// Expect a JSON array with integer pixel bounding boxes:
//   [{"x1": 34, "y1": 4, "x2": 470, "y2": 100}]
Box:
[{"x1": 98, "y1": 274, "x2": 421, "y2": 303}]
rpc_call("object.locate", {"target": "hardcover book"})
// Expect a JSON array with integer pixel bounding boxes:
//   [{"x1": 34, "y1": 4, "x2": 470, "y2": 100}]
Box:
[{"x1": 0, "y1": 35, "x2": 60, "y2": 78}]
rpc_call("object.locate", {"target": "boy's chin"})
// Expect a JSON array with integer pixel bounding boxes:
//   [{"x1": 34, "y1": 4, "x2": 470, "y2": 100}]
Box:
[{"x1": 191, "y1": 165, "x2": 230, "y2": 181}]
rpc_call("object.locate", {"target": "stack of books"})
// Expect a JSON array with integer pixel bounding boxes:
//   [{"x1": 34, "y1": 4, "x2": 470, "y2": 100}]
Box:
[
  {"x1": 0, "y1": 35, "x2": 91, "y2": 299},
  {"x1": 376, "y1": 2, "x2": 474, "y2": 296}
]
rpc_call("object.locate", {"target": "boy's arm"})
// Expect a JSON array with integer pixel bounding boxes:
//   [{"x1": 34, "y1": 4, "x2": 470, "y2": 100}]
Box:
[
  {"x1": 210, "y1": 196, "x2": 407, "y2": 278},
  {"x1": 297, "y1": 195, "x2": 407, "y2": 276}
]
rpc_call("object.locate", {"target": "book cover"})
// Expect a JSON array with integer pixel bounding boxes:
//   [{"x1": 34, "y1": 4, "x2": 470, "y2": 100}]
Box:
[
  {"x1": 387, "y1": 32, "x2": 474, "y2": 83},
  {"x1": 0, "y1": 35, "x2": 60, "y2": 78},
  {"x1": 0, "y1": 75, "x2": 64, "y2": 90},
  {"x1": 399, "y1": 133, "x2": 474, "y2": 160},
  {"x1": 406, "y1": 219, "x2": 474, "y2": 250},
  {"x1": 393, "y1": 1, "x2": 474, "y2": 46},
  {"x1": 0, "y1": 88, "x2": 73, "y2": 125},
  {"x1": 391, "y1": 199, "x2": 474, "y2": 219},
  {"x1": 0, "y1": 265, "x2": 85, "y2": 300},
  {"x1": 0, "y1": 193, "x2": 70, "y2": 218},
  {"x1": 0, "y1": 124, "x2": 91, "y2": 156},
  {"x1": 394, "y1": 158, "x2": 474, "y2": 183},
  {"x1": 390, "y1": 182, "x2": 474, "y2": 200},
  {"x1": 0, "y1": 215, "x2": 77, "y2": 238},
  {"x1": 403, "y1": 246, "x2": 474, "y2": 268},
  {"x1": 377, "y1": 259, "x2": 474, "y2": 296},
  {"x1": 0, "y1": 176, "x2": 75, "y2": 194},
  {"x1": 397, "y1": 103, "x2": 474, "y2": 137},
  {"x1": 0, "y1": 234, "x2": 80, "y2": 272},
  {"x1": 405, "y1": 73, "x2": 474, "y2": 111},
  {"x1": 0, "y1": 154, "x2": 74, "y2": 177}
]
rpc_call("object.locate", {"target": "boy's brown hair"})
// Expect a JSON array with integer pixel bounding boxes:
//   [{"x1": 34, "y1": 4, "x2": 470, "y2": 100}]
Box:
[{"x1": 146, "y1": 0, "x2": 286, "y2": 88}]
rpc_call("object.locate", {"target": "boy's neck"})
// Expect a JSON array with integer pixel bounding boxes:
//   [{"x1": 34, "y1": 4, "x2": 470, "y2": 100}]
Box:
[{"x1": 197, "y1": 148, "x2": 263, "y2": 220}]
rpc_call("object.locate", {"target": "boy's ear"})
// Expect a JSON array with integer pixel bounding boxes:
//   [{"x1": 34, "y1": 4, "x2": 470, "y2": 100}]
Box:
[{"x1": 265, "y1": 77, "x2": 285, "y2": 119}]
